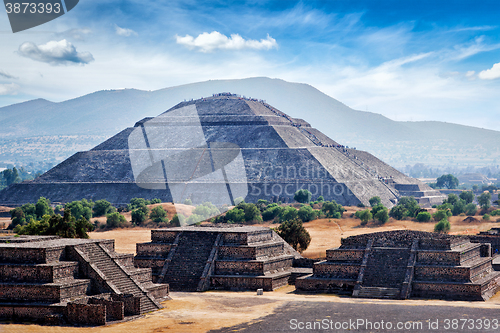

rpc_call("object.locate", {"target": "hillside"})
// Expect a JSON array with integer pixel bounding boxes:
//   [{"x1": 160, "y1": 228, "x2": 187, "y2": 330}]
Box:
[{"x1": 1, "y1": 77, "x2": 499, "y2": 168}]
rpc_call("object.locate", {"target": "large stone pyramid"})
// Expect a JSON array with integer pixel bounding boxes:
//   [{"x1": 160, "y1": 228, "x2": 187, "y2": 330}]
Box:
[{"x1": 0, "y1": 94, "x2": 444, "y2": 207}]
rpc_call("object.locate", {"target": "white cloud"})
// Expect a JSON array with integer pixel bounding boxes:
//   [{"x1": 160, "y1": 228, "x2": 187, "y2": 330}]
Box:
[
  {"x1": 176, "y1": 31, "x2": 277, "y2": 52},
  {"x1": 115, "y1": 25, "x2": 138, "y2": 37},
  {"x1": 0, "y1": 83, "x2": 20, "y2": 95},
  {"x1": 56, "y1": 28, "x2": 92, "y2": 41},
  {"x1": 17, "y1": 39, "x2": 94, "y2": 66},
  {"x1": 478, "y1": 62, "x2": 500, "y2": 80}
]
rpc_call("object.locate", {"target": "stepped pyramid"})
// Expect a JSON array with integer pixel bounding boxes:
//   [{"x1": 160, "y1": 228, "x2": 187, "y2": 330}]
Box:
[
  {"x1": 0, "y1": 93, "x2": 444, "y2": 207},
  {"x1": 296, "y1": 230, "x2": 500, "y2": 301},
  {"x1": 0, "y1": 235, "x2": 169, "y2": 325}
]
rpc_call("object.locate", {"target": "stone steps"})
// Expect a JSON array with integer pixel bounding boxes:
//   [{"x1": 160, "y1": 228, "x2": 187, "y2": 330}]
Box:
[
  {"x1": 356, "y1": 287, "x2": 400, "y2": 299},
  {"x1": 77, "y1": 243, "x2": 159, "y2": 314}
]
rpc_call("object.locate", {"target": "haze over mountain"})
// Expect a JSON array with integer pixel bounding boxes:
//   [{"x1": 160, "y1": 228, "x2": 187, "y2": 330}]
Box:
[{"x1": 0, "y1": 77, "x2": 498, "y2": 168}]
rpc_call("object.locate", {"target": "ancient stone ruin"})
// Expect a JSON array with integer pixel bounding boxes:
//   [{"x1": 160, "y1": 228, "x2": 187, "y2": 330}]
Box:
[
  {"x1": 0, "y1": 235, "x2": 168, "y2": 325},
  {"x1": 0, "y1": 94, "x2": 444, "y2": 208},
  {"x1": 134, "y1": 225, "x2": 305, "y2": 291},
  {"x1": 296, "y1": 230, "x2": 500, "y2": 301}
]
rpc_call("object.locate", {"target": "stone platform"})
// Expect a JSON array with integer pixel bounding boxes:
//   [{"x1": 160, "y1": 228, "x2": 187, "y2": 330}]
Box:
[
  {"x1": 134, "y1": 225, "x2": 302, "y2": 291},
  {"x1": 0, "y1": 236, "x2": 169, "y2": 325},
  {"x1": 296, "y1": 230, "x2": 500, "y2": 301}
]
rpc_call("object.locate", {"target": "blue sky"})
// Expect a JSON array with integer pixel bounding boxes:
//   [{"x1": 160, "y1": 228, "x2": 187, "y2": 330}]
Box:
[{"x1": 1, "y1": 0, "x2": 500, "y2": 130}]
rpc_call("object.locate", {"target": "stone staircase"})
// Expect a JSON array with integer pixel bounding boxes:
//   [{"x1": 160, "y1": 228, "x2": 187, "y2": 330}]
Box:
[
  {"x1": 162, "y1": 231, "x2": 218, "y2": 291},
  {"x1": 359, "y1": 248, "x2": 411, "y2": 297},
  {"x1": 357, "y1": 286, "x2": 400, "y2": 299},
  {"x1": 76, "y1": 242, "x2": 160, "y2": 313}
]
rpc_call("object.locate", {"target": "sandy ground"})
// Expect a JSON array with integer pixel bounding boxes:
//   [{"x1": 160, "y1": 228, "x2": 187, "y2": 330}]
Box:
[{"x1": 3, "y1": 286, "x2": 500, "y2": 333}]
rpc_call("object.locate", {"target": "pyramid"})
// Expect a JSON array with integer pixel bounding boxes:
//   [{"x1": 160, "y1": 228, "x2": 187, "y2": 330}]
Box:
[{"x1": 0, "y1": 94, "x2": 444, "y2": 207}]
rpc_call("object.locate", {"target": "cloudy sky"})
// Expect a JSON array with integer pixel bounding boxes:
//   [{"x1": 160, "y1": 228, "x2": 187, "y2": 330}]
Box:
[{"x1": 1, "y1": 0, "x2": 500, "y2": 130}]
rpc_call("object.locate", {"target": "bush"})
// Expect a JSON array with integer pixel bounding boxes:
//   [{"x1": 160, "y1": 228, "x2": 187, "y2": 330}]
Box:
[
  {"x1": 432, "y1": 209, "x2": 450, "y2": 222},
  {"x1": 451, "y1": 199, "x2": 466, "y2": 216},
  {"x1": 16, "y1": 211, "x2": 94, "y2": 238},
  {"x1": 478, "y1": 192, "x2": 492, "y2": 210},
  {"x1": 35, "y1": 197, "x2": 53, "y2": 219},
  {"x1": 93, "y1": 199, "x2": 114, "y2": 217},
  {"x1": 465, "y1": 203, "x2": 478, "y2": 216},
  {"x1": 374, "y1": 208, "x2": 389, "y2": 224},
  {"x1": 298, "y1": 206, "x2": 317, "y2": 222},
  {"x1": 434, "y1": 219, "x2": 451, "y2": 233},
  {"x1": 131, "y1": 206, "x2": 148, "y2": 224},
  {"x1": 239, "y1": 203, "x2": 262, "y2": 222},
  {"x1": 262, "y1": 205, "x2": 283, "y2": 221},
  {"x1": 317, "y1": 196, "x2": 324, "y2": 202},
  {"x1": 459, "y1": 191, "x2": 474, "y2": 204},
  {"x1": 357, "y1": 203, "x2": 366, "y2": 208},
  {"x1": 225, "y1": 208, "x2": 245, "y2": 223},
  {"x1": 150, "y1": 198, "x2": 162, "y2": 204},
  {"x1": 170, "y1": 214, "x2": 185, "y2": 227},
  {"x1": 275, "y1": 218, "x2": 311, "y2": 253},
  {"x1": 183, "y1": 198, "x2": 193, "y2": 205},
  {"x1": 355, "y1": 209, "x2": 372, "y2": 225},
  {"x1": 150, "y1": 206, "x2": 168, "y2": 223},
  {"x1": 294, "y1": 189, "x2": 312, "y2": 203},
  {"x1": 416, "y1": 211, "x2": 432, "y2": 222},
  {"x1": 322, "y1": 200, "x2": 345, "y2": 218},
  {"x1": 483, "y1": 214, "x2": 491, "y2": 221},
  {"x1": 279, "y1": 206, "x2": 298, "y2": 223},
  {"x1": 65, "y1": 200, "x2": 93, "y2": 220},
  {"x1": 106, "y1": 212, "x2": 127, "y2": 228},
  {"x1": 491, "y1": 210, "x2": 500, "y2": 216},
  {"x1": 369, "y1": 196, "x2": 381, "y2": 207}
]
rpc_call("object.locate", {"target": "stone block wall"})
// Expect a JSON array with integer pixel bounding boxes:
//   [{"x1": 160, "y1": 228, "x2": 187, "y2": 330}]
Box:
[{"x1": 66, "y1": 302, "x2": 106, "y2": 326}]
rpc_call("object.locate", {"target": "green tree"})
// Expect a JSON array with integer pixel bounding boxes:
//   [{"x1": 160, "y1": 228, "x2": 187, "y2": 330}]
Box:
[
  {"x1": 35, "y1": 197, "x2": 53, "y2": 219},
  {"x1": 459, "y1": 191, "x2": 474, "y2": 204},
  {"x1": 434, "y1": 218, "x2": 451, "y2": 233},
  {"x1": 106, "y1": 212, "x2": 127, "y2": 228},
  {"x1": 317, "y1": 196, "x2": 324, "y2": 202},
  {"x1": 451, "y1": 199, "x2": 466, "y2": 216},
  {"x1": 465, "y1": 203, "x2": 478, "y2": 216},
  {"x1": 275, "y1": 218, "x2": 311, "y2": 253},
  {"x1": 433, "y1": 209, "x2": 450, "y2": 222},
  {"x1": 131, "y1": 205, "x2": 149, "y2": 224},
  {"x1": 322, "y1": 200, "x2": 344, "y2": 218},
  {"x1": 298, "y1": 205, "x2": 316, "y2": 222},
  {"x1": 93, "y1": 199, "x2": 114, "y2": 217},
  {"x1": 65, "y1": 200, "x2": 92, "y2": 220},
  {"x1": 9, "y1": 207, "x2": 26, "y2": 230},
  {"x1": 478, "y1": 192, "x2": 492, "y2": 210},
  {"x1": 183, "y1": 198, "x2": 193, "y2": 205},
  {"x1": 150, "y1": 198, "x2": 162, "y2": 204},
  {"x1": 225, "y1": 208, "x2": 245, "y2": 223},
  {"x1": 1, "y1": 167, "x2": 21, "y2": 186},
  {"x1": 416, "y1": 211, "x2": 432, "y2": 222},
  {"x1": 369, "y1": 196, "x2": 382, "y2": 207},
  {"x1": 170, "y1": 214, "x2": 185, "y2": 227},
  {"x1": 294, "y1": 189, "x2": 312, "y2": 203},
  {"x1": 279, "y1": 206, "x2": 298, "y2": 222},
  {"x1": 150, "y1": 206, "x2": 168, "y2": 223},
  {"x1": 262, "y1": 205, "x2": 283, "y2": 221},
  {"x1": 374, "y1": 207, "x2": 389, "y2": 224},
  {"x1": 444, "y1": 194, "x2": 459, "y2": 206},
  {"x1": 355, "y1": 209, "x2": 372, "y2": 225},
  {"x1": 436, "y1": 174, "x2": 459, "y2": 189}
]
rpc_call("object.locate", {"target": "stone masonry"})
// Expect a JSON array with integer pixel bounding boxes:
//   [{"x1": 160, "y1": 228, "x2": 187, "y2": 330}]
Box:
[
  {"x1": 134, "y1": 225, "x2": 303, "y2": 291},
  {"x1": 296, "y1": 230, "x2": 500, "y2": 301},
  {"x1": 0, "y1": 235, "x2": 169, "y2": 325}
]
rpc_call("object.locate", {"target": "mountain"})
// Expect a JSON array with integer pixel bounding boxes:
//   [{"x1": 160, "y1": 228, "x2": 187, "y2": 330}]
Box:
[{"x1": 0, "y1": 77, "x2": 499, "y2": 168}]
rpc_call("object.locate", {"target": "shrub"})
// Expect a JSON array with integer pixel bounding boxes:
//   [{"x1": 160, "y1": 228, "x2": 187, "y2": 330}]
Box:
[
  {"x1": 106, "y1": 212, "x2": 127, "y2": 228},
  {"x1": 322, "y1": 200, "x2": 345, "y2": 218},
  {"x1": 35, "y1": 197, "x2": 53, "y2": 219},
  {"x1": 65, "y1": 200, "x2": 92, "y2": 220},
  {"x1": 432, "y1": 210, "x2": 450, "y2": 222},
  {"x1": 150, "y1": 206, "x2": 168, "y2": 223},
  {"x1": 225, "y1": 208, "x2": 245, "y2": 223},
  {"x1": 294, "y1": 189, "x2": 312, "y2": 203},
  {"x1": 150, "y1": 198, "x2": 162, "y2": 204},
  {"x1": 459, "y1": 191, "x2": 474, "y2": 204},
  {"x1": 416, "y1": 211, "x2": 432, "y2": 222},
  {"x1": 262, "y1": 205, "x2": 283, "y2": 221},
  {"x1": 374, "y1": 208, "x2": 389, "y2": 224},
  {"x1": 275, "y1": 218, "x2": 311, "y2": 253},
  {"x1": 434, "y1": 219, "x2": 451, "y2": 233},
  {"x1": 317, "y1": 196, "x2": 324, "y2": 202},
  {"x1": 298, "y1": 206, "x2": 317, "y2": 222},
  {"x1": 357, "y1": 203, "x2": 366, "y2": 208},
  {"x1": 279, "y1": 206, "x2": 298, "y2": 223},
  {"x1": 491, "y1": 210, "x2": 500, "y2": 216},
  {"x1": 483, "y1": 214, "x2": 491, "y2": 221},
  {"x1": 478, "y1": 192, "x2": 492, "y2": 210},
  {"x1": 131, "y1": 206, "x2": 148, "y2": 224},
  {"x1": 183, "y1": 198, "x2": 193, "y2": 205},
  {"x1": 465, "y1": 203, "x2": 478, "y2": 216},
  {"x1": 355, "y1": 209, "x2": 372, "y2": 224},
  {"x1": 93, "y1": 199, "x2": 114, "y2": 217},
  {"x1": 369, "y1": 196, "x2": 381, "y2": 207},
  {"x1": 170, "y1": 214, "x2": 185, "y2": 227}
]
